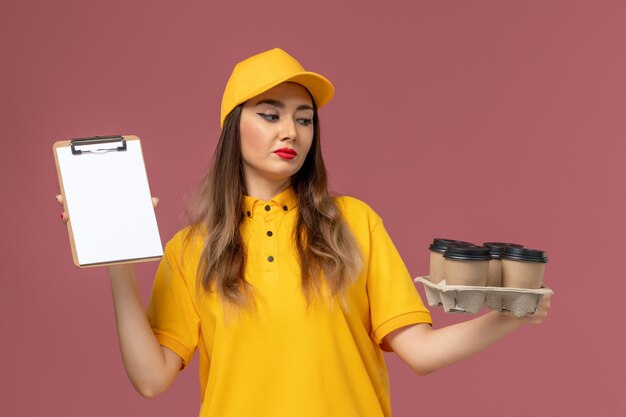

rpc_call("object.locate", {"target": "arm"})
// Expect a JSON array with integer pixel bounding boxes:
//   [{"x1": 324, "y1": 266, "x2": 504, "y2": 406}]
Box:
[
  {"x1": 57, "y1": 194, "x2": 179, "y2": 396},
  {"x1": 385, "y1": 295, "x2": 550, "y2": 375},
  {"x1": 107, "y1": 264, "x2": 182, "y2": 397}
]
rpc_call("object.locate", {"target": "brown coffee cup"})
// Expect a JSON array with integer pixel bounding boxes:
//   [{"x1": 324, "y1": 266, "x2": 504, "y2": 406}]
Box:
[
  {"x1": 443, "y1": 245, "x2": 491, "y2": 286},
  {"x1": 500, "y1": 247, "x2": 548, "y2": 289},
  {"x1": 483, "y1": 242, "x2": 524, "y2": 287},
  {"x1": 428, "y1": 238, "x2": 473, "y2": 284}
]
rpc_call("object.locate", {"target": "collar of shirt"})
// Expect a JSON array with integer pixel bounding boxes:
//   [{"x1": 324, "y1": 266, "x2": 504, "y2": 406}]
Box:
[{"x1": 242, "y1": 187, "x2": 298, "y2": 219}]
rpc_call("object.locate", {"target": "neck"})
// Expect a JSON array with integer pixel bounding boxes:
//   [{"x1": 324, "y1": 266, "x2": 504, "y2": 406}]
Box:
[{"x1": 245, "y1": 177, "x2": 292, "y2": 201}]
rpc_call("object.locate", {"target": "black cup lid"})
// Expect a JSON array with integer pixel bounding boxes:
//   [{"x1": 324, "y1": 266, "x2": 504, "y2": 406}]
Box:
[
  {"x1": 429, "y1": 238, "x2": 474, "y2": 253},
  {"x1": 483, "y1": 242, "x2": 524, "y2": 259},
  {"x1": 443, "y1": 244, "x2": 491, "y2": 261},
  {"x1": 501, "y1": 246, "x2": 548, "y2": 263}
]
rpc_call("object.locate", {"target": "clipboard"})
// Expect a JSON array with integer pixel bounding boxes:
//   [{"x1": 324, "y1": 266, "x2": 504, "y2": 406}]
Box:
[{"x1": 53, "y1": 135, "x2": 163, "y2": 267}]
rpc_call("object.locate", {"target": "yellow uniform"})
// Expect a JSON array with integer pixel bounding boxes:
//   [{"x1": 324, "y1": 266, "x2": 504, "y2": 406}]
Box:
[{"x1": 147, "y1": 187, "x2": 432, "y2": 417}]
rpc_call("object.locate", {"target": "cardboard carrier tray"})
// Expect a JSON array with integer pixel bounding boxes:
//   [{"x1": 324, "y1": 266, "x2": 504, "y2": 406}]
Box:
[{"x1": 414, "y1": 276, "x2": 553, "y2": 317}]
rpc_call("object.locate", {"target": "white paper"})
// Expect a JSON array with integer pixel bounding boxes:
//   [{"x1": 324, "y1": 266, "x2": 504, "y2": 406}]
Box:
[{"x1": 56, "y1": 139, "x2": 163, "y2": 265}]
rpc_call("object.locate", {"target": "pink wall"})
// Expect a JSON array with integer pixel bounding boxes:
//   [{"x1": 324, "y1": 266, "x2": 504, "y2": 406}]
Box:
[{"x1": 1, "y1": 0, "x2": 624, "y2": 415}]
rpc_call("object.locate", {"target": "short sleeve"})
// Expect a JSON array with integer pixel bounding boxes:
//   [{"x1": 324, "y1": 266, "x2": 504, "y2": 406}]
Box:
[
  {"x1": 366, "y1": 219, "x2": 432, "y2": 351},
  {"x1": 146, "y1": 236, "x2": 200, "y2": 367}
]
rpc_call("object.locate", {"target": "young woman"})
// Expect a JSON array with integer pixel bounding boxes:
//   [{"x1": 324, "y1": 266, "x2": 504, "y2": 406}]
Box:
[{"x1": 59, "y1": 48, "x2": 549, "y2": 417}]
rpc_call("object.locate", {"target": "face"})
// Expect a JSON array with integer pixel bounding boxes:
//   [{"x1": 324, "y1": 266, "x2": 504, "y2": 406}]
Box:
[{"x1": 239, "y1": 82, "x2": 315, "y2": 189}]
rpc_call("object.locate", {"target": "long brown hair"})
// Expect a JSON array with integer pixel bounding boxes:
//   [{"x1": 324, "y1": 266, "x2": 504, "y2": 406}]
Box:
[{"x1": 186, "y1": 101, "x2": 362, "y2": 307}]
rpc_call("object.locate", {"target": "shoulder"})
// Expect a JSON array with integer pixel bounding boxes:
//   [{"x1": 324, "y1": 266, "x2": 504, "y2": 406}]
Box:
[
  {"x1": 164, "y1": 226, "x2": 205, "y2": 259},
  {"x1": 333, "y1": 195, "x2": 382, "y2": 232},
  {"x1": 334, "y1": 195, "x2": 380, "y2": 218}
]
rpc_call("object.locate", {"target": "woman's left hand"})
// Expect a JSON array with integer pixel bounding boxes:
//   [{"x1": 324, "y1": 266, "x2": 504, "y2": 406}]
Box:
[
  {"x1": 505, "y1": 294, "x2": 551, "y2": 325},
  {"x1": 386, "y1": 293, "x2": 551, "y2": 375}
]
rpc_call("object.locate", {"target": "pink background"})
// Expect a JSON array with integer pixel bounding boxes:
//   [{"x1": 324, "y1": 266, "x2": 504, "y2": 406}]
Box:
[{"x1": 1, "y1": 0, "x2": 624, "y2": 416}]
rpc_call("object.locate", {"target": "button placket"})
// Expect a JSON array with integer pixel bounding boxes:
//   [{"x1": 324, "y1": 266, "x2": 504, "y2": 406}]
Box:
[{"x1": 262, "y1": 203, "x2": 278, "y2": 274}]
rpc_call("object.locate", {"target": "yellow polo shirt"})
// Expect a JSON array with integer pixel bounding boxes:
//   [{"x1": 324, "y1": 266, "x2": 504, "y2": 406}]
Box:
[{"x1": 147, "y1": 187, "x2": 431, "y2": 417}]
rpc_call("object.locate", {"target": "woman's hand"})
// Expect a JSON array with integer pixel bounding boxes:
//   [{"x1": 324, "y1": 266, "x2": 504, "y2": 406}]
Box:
[
  {"x1": 56, "y1": 192, "x2": 181, "y2": 397},
  {"x1": 386, "y1": 294, "x2": 551, "y2": 375},
  {"x1": 504, "y1": 293, "x2": 551, "y2": 325},
  {"x1": 56, "y1": 194, "x2": 69, "y2": 223},
  {"x1": 55, "y1": 194, "x2": 160, "y2": 224}
]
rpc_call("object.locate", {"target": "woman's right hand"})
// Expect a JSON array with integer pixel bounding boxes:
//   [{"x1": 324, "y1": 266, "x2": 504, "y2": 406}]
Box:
[
  {"x1": 56, "y1": 194, "x2": 69, "y2": 223},
  {"x1": 55, "y1": 193, "x2": 180, "y2": 396}
]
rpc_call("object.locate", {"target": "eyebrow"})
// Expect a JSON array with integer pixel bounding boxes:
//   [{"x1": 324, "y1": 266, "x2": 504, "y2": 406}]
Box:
[{"x1": 254, "y1": 99, "x2": 314, "y2": 112}]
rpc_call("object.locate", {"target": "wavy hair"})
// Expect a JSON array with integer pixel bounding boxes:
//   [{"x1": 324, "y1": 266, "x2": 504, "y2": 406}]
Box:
[{"x1": 186, "y1": 101, "x2": 362, "y2": 307}]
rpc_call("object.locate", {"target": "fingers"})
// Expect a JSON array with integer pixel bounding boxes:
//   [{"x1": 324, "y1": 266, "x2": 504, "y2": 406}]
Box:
[
  {"x1": 525, "y1": 294, "x2": 551, "y2": 325},
  {"x1": 56, "y1": 194, "x2": 69, "y2": 223},
  {"x1": 500, "y1": 294, "x2": 550, "y2": 325}
]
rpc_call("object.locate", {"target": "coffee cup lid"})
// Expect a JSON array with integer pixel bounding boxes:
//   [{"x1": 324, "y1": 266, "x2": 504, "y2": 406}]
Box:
[
  {"x1": 483, "y1": 242, "x2": 524, "y2": 259},
  {"x1": 429, "y1": 238, "x2": 474, "y2": 253},
  {"x1": 501, "y1": 246, "x2": 548, "y2": 263},
  {"x1": 443, "y1": 244, "x2": 491, "y2": 261}
]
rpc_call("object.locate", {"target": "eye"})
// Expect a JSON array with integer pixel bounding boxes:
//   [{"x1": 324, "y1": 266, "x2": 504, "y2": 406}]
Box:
[
  {"x1": 297, "y1": 118, "x2": 313, "y2": 126},
  {"x1": 257, "y1": 113, "x2": 279, "y2": 122}
]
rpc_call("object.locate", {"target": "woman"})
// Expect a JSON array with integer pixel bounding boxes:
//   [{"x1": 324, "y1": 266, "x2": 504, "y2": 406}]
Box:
[{"x1": 59, "y1": 48, "x2": 549, "y2": 417}]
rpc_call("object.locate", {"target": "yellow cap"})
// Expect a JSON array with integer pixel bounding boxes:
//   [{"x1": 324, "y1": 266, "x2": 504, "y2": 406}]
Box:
[{"x1": 220, "y1": 48, "x2": 335, "y2": 127}]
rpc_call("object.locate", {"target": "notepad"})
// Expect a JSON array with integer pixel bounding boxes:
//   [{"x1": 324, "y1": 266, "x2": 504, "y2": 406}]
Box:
[{"x1": 54, "y1": 135, "x2": 163, "y2": 267}]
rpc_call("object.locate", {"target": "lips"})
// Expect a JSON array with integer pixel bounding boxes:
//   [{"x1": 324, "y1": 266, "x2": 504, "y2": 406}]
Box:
[{"x1": 274, "y1": 148, "x2": 297, "y2": 160}]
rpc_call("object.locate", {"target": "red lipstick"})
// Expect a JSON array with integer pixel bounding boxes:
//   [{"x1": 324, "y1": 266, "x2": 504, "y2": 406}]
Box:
[{"x1": 274, "y1": 148, "x2": 297, "y2": 160}]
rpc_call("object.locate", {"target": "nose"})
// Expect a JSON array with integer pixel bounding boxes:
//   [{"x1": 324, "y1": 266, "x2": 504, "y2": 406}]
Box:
[{"x1": 279, "y1": 118, "x2": 297, "y2": 142}]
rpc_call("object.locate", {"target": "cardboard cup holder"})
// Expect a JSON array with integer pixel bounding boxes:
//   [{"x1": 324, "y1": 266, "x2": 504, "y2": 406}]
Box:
[{"x1": 415, "y1": 276, "x2": 553, "y2": 317}]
